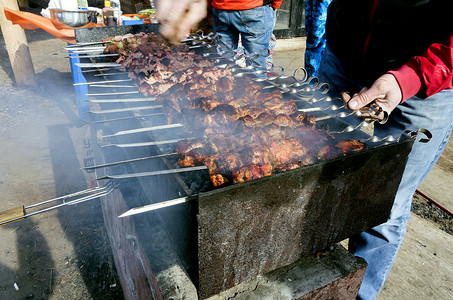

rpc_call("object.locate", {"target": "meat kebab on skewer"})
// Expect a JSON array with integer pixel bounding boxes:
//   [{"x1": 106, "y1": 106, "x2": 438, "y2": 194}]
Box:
[
  {"x1": 102, "y1": 32, "x2": 367, "y2": 187},
  {"x1": 176, "y1": 122, "x2": 365, "y2": 187}
]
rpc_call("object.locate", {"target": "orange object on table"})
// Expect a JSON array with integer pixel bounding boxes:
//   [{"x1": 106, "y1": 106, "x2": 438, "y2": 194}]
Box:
[
  {"x1": 122, "y1": 14, "x2": 152, "y2": 24},
  {"x1": 4, "y1": 7, "x2": 102, "y2": 44}
]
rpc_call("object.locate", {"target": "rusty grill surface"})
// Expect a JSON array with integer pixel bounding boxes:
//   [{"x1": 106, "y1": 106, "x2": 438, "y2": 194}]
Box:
[{"x1": 73, "y1": 25, "x2": 418, "y2": 298}]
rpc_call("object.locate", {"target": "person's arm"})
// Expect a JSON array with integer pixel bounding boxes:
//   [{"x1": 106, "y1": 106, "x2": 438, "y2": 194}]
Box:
[
  {"x1": 388, "y1": 33, "x2": 453, "y2": 102},
  {"x1": 155, "y1": 0, "x2": 208, "y2": 44},
  {"x1": 347, "y1": 33, "x2": 453, "y2": 116}
]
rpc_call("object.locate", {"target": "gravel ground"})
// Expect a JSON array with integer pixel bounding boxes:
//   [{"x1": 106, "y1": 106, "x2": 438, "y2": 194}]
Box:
[
  {"x1": 0, "y1": 80, "x2": 124, "y2": 300},
  {"x1": 412, "y1": 192, "x2": 453, "y2": 236},
  {"x1": 0, "y1": 85, "x2": 125, "y2": 300}
]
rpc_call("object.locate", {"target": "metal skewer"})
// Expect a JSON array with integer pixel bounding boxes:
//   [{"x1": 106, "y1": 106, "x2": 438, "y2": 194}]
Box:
[
  {"x1": 64, "y1": 46, "x2": 107, "y2": 51},
  {"x1": 0, "y1": 181, "x2": 118, "y2": 226},
  {"x1": 315, "y1": 111, "x2": 359, "y2": 121},
  {"x1": 66, "y1": 41, "x2": 108, "y2": 48},
  {"x1": 298, "y1": 104, "x2": 347, "y2": 113},
  {"x1": 64, "y1": 30, "x2": 207, "y2": 50},
  {"x1": 118, "y1": 195, "x2": 197, "y2": 218},
  {"x1": 102, "y1": 123, "x2": 183, "y2": 138},
  {"x1": 316, "y1": 104, "x2": 389, "y2": 123},
  {"x1": 74, "y1": 79, "x2": 132, "y2": 86},
  {"x1": 86, "y1": 91, "x2": 139, "y2": 96},
  {"x1": 80, "y1": 67, "x2": 125, "y2": 73},
  {"x1": 94, "y1": 72, "x2": 128, "y2": 77},
  {"x1": 102, "y1": 137, "x2": 193, "y2": 148},
  {"x1": 87, "y1": 97, "x2": 156, "y2": 103},
  {"x1": 181, "y1": 31, "x2": 215, "y2": 43},
  {"x1": 328, "y1": 119, "x2": 374, "y2": 134},
  {"x1": 96, "y1": 166, "x2": 208, "y2": 180},
  {"x1": 65, "y1": 54, "x2": 119, "y2": 59},
  {"x1": 90, "y1": 105, "x2": 162, "y2": 114},
  {"x1": 90, "y1": 113, "x2": 164, "y2": 124},
  {"x1": 82, "y1": 152, "x2": 178, "y2": 170},
  {"x1": 89, "y1": 84, "x2": 136, "y2": 88},
  {"x1": 75, "y1": 62, "x2": 121, "y2": 68},
  {"x1": 54, "y1": 48, "x2": 105, "y2": 55},
  {"x1": 360, "y1": 135, "x2": 398, "y2": 144}
]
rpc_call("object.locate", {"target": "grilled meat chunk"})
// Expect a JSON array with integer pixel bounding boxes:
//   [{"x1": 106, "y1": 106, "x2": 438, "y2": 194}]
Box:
[
  {"x1": 336, "y1": 139, "x2": 367, "y2": 154},
  {"x1": 103, "y1": 32, "x2": 368, "y2": 188},
  {"x1": 232, "y1": 164, "x2": 273, "y2": 184}
]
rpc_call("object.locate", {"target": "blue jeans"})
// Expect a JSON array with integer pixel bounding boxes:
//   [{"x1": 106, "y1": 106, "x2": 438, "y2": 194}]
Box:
[
  {"x1": 304, "y1": 0, "x2": 332, "y2": 78},
  {"x1": 318, "y1": 46, "x2": 453, "y2": 300},
  {"x1": 212, "y1": 5, "x2": 274, "y2": 69}
]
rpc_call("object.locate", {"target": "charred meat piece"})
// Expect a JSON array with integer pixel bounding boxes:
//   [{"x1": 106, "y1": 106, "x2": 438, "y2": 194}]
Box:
[
  {"x1": 275, "y1": 162, "x2": 302, "y2": 172},
  {"x1": 192, "y1": 97, "x2": 224, "y2": 111},
  {"x1": 336, "y1": 139, "x2": 367, "y2": 154},
  {"x1": 293, "y1": 111, "x2": 316, "y2": 127},
  {"x1": 293, "y1": 127, "x2": 344, "y2": 162},
  {"x1": 176, "y1": 134, "x2": 239, "y2": 168},
  {"x1": 237, "y1": 105, "x2": 267, "y2": 119},
  {"x1": 209, "y1": 173, "x2": 229, "y2": 187},
  {"x1": 240, "y1": 146, "x2": 272, "y2": 166},
  {"x1": 254, "y1": 124, "x2": 290, "y2": 142},
  {"x1": 268, "y1": 139, "x2": 309, "y2": 166},
  {"x1": 240, "y1": 112, "x2": 274, "y2": 128},
  {"x1": 216, "y1": 76, "x2": 235, "y2": 93},
  {"x1": 206, "y1": 134, "x2": 239, "y2": 153},
  {"x1": 178, "y1": 147, "x2": 211, "y2": 167},
  {"x1": 194, "y1": 105, "x2": 239, "y2": 130},
  {"x1": 232, "y1": 164, "x2": 273, "y2": 184},
  {"x1": 317, "y1": 144, "x2": 345, "y2": 161},
  {"x1": 232, "y1": 78, "x2": 261, "y2": 99},
  {"x1": 212, "y1": 154, "x2": 244, "y2": 175},
  {"x1": 203, "y1": 154, "x2": 241, "y2": 187},
  {"x1": 266, "y1": 99, "x2": 298, "y2": 115},
  {"x1": 273, "y1": 114, "x2": 298, "y2": 128},
  {"x1": 175, "y1": 139, "x2": 204, "y2": 155}
]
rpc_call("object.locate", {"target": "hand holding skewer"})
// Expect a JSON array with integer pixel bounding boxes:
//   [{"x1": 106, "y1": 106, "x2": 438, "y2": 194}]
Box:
[{"x1": 341, "y1": 73, "x2": 401, "y2": 123}]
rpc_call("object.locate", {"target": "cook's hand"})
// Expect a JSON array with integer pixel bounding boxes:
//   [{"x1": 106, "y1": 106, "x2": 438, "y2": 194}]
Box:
[
  {"x1": 155, "y1": 0, "x2": 208, "y2": 44},
  {"x1": 342, "y1": 74, "x2": 402, "y2": 120}
]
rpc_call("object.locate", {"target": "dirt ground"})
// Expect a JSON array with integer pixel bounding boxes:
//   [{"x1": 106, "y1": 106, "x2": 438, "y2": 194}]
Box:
[
  {"x1": 1, "y1": 4, "x2": 452, "y2": 300},
  {"x1": 0, "y1": 23, "x2": 124, "y2": 300}
]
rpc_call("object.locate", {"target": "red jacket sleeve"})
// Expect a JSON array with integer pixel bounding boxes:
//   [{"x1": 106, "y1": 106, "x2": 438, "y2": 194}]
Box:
[
  {"x1": 388, "y1": 33, "x2": 453, "y2": 102},
  {"x1": 272, "y1": 0, "x2": 282, "y2": 9}
]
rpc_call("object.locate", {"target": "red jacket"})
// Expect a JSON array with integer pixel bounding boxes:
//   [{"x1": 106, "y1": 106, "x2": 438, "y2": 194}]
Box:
[
  {"x1": 211, "y1": 0, "x2": 282, "y2": 10},
  {"x1": 388, "y1": 33, "x2": 453, "y2": 102}
]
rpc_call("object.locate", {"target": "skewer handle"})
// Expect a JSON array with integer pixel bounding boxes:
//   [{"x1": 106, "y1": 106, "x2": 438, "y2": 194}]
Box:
[{"x1": 0, "y1": 206, "x2": 25, "y2": 226}]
